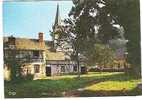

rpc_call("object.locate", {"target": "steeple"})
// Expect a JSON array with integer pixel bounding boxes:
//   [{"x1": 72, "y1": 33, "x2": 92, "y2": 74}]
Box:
[
  {"x1": 54, "y1": 3, "x2": 61, "y2": 28},
  {"x1": 52, "y1": 3, "x2": 62, "y2": 52}
]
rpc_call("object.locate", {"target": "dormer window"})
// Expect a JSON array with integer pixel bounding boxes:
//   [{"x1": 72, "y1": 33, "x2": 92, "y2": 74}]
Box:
[
  {"x1": 33, "y1": 51, "x2": 39, "y2": 58},
  {"x1": 9, "y1": 45, "x2": 15, "y2": 49}
]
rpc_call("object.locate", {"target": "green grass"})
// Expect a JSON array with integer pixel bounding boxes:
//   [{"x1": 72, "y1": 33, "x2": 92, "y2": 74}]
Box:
[{"x1": 4, "y1": 72, "x2": 142, "y2": 97}]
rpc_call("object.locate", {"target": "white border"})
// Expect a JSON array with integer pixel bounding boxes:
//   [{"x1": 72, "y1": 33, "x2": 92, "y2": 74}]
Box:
[
  {"x1": 0, "y1": 0, "x2": 4, "y2": 100},
  {"x1": 0, "y1": 0, "x2": 142, "y2": 100},
  {"x1": 140, "y1": 0, "x2": 142, "y2": 78}
]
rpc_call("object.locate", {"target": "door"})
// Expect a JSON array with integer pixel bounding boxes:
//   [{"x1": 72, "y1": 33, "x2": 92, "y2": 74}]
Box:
[{"x1": 46, "y1": 66, "x2": 51, "y2": 76}]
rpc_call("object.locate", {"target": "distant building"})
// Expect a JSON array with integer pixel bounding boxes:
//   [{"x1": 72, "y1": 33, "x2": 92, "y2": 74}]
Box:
[{"x1": 109, "y1": 38, "x2": 128, "y2": 69}]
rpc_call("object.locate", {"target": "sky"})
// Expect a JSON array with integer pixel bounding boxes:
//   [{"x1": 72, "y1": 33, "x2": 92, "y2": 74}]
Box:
[{"x1": 3, "y1": 0, "x2": 73, "y2": 40}]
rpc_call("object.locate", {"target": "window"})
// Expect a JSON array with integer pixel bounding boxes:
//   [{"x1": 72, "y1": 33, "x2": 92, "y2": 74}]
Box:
[
  {"x1": 74, "y1": 65, "x2": 77, "y2": 72},
  {"x1": 61, "y1": 66, "x2": 65, "y2": 72},
  {"x1": 34, "y1": 64, "x2": 40, "y2": 73},
  {"x1": 33, "y1": 51, "x2": 39, "y2": 58},
  {"x1": 9, "y1": 45, "x2": 15, "y2": 49}
]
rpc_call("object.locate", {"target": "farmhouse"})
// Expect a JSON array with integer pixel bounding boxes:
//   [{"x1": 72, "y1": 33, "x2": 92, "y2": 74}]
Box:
[{"x1": 4, "y1": 32, "x2": 82, "y2": 80}]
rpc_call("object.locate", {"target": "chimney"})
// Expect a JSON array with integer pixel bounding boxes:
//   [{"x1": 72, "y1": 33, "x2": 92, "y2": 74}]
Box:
[
  {"x1": 38, "y1": 32, "x2": 45, "y2": 47},
  {"x1": 8, "y1": 35, "x2": 16, "y2": 45},
  {"x1": 38, "y1": 32, "x2": 44, "y2": 43}
]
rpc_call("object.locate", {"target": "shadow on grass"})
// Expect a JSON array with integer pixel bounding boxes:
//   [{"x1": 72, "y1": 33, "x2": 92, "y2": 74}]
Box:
[{"x1": 4, "y1": 72, "x2": 140, "y2": 98}]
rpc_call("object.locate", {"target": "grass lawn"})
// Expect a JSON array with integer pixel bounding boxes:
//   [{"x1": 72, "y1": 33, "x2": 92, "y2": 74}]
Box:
[{"x1": 4, "y1": 72, "x2": 142, "y2": 98}]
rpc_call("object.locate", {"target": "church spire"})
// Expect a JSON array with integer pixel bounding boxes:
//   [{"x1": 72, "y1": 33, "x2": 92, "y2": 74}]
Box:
[
  {"x1": 52, "y1": 3, "x2": 62, "y2": 52},
  {"x1": 54, "y1": 3, "x2": 61, "y2": 27}
]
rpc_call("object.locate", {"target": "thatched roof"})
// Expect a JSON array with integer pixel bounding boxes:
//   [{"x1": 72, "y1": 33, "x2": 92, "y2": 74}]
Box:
[
  {"x1": 45, "y1": 41, "x2": 66, "y2": 60},
  {"x1": 4, "y1": 36, "x2": 66, "y2": 60},
  {"x1": 3, "y1": 37, "x2": 46, "y2": 50},
  {"x1": 46, "y1": 50, "x2": 65, "y2": 60}
]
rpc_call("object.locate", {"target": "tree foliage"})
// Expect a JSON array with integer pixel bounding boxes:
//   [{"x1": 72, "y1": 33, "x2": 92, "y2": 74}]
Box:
[
  {"x1": 55, "y1": 0, "x2": 123, "y2": 77},
  {"x1": 103, "y1": 0, "x2": 141, "y2": 77},
  {"x1": 85, "y1": 44, "x2": 115, "y2": 67},
  {"x1": 70, "y1": 0, "x2": 141, "y2": 77},
  {"x1": 57, "y1": 0, "x2": 123, "y2": 54}
]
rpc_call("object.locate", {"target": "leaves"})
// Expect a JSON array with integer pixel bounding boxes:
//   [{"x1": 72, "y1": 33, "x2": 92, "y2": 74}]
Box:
[{"x1": 85, "y1": 44, "x2": 115, "y2": 66}]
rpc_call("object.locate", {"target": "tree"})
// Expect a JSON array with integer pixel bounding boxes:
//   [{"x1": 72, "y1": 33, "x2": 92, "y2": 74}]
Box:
[
  {"x1": 85, "y1": 44, "x2": 115, "y2": 67},
  {"x1": 4, "y1": 49, "x2": 31, "y2": 82},
  {"x1": 70, "y1": 0, "x2": 141, "y2": 77},
  {"x1": 55, "y1": 0, "x2": 122, "y2": 78},
  {"x1": 103, "y1": 0, "x2": 141, "y2": 77},
  {"x1": 53, "y1": 19, "x2": 83, "y2": 78}
]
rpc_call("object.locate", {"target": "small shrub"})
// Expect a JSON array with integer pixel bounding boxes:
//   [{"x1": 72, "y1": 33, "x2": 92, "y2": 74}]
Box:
[{"x1": 26, "y1": 74, "x2": 34, "y2": 80}]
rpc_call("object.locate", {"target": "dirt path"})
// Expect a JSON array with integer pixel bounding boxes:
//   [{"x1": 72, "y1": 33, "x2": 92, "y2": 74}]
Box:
[{"x1": 63, "y1": 80, "x2": 102, "y2": 97}]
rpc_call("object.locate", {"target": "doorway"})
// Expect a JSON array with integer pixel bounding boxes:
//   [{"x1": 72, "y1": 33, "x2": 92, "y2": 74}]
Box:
[{"x1": 46, "y1": 66, "x2": 51, "y2": 76}]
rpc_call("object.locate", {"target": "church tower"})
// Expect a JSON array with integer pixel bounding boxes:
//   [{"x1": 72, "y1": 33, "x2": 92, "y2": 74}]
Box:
[{"x1": 52, "y1": 4, "x2": 62, "y2": 51}]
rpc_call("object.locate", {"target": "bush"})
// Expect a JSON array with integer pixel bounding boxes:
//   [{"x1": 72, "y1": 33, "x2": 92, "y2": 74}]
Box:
[
  {"x1": 26, "y1": 74, "x2": 34, "y2": 80},
  {"x1": 89, "y1": 68, "x2": 124, "y2": 72}
]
